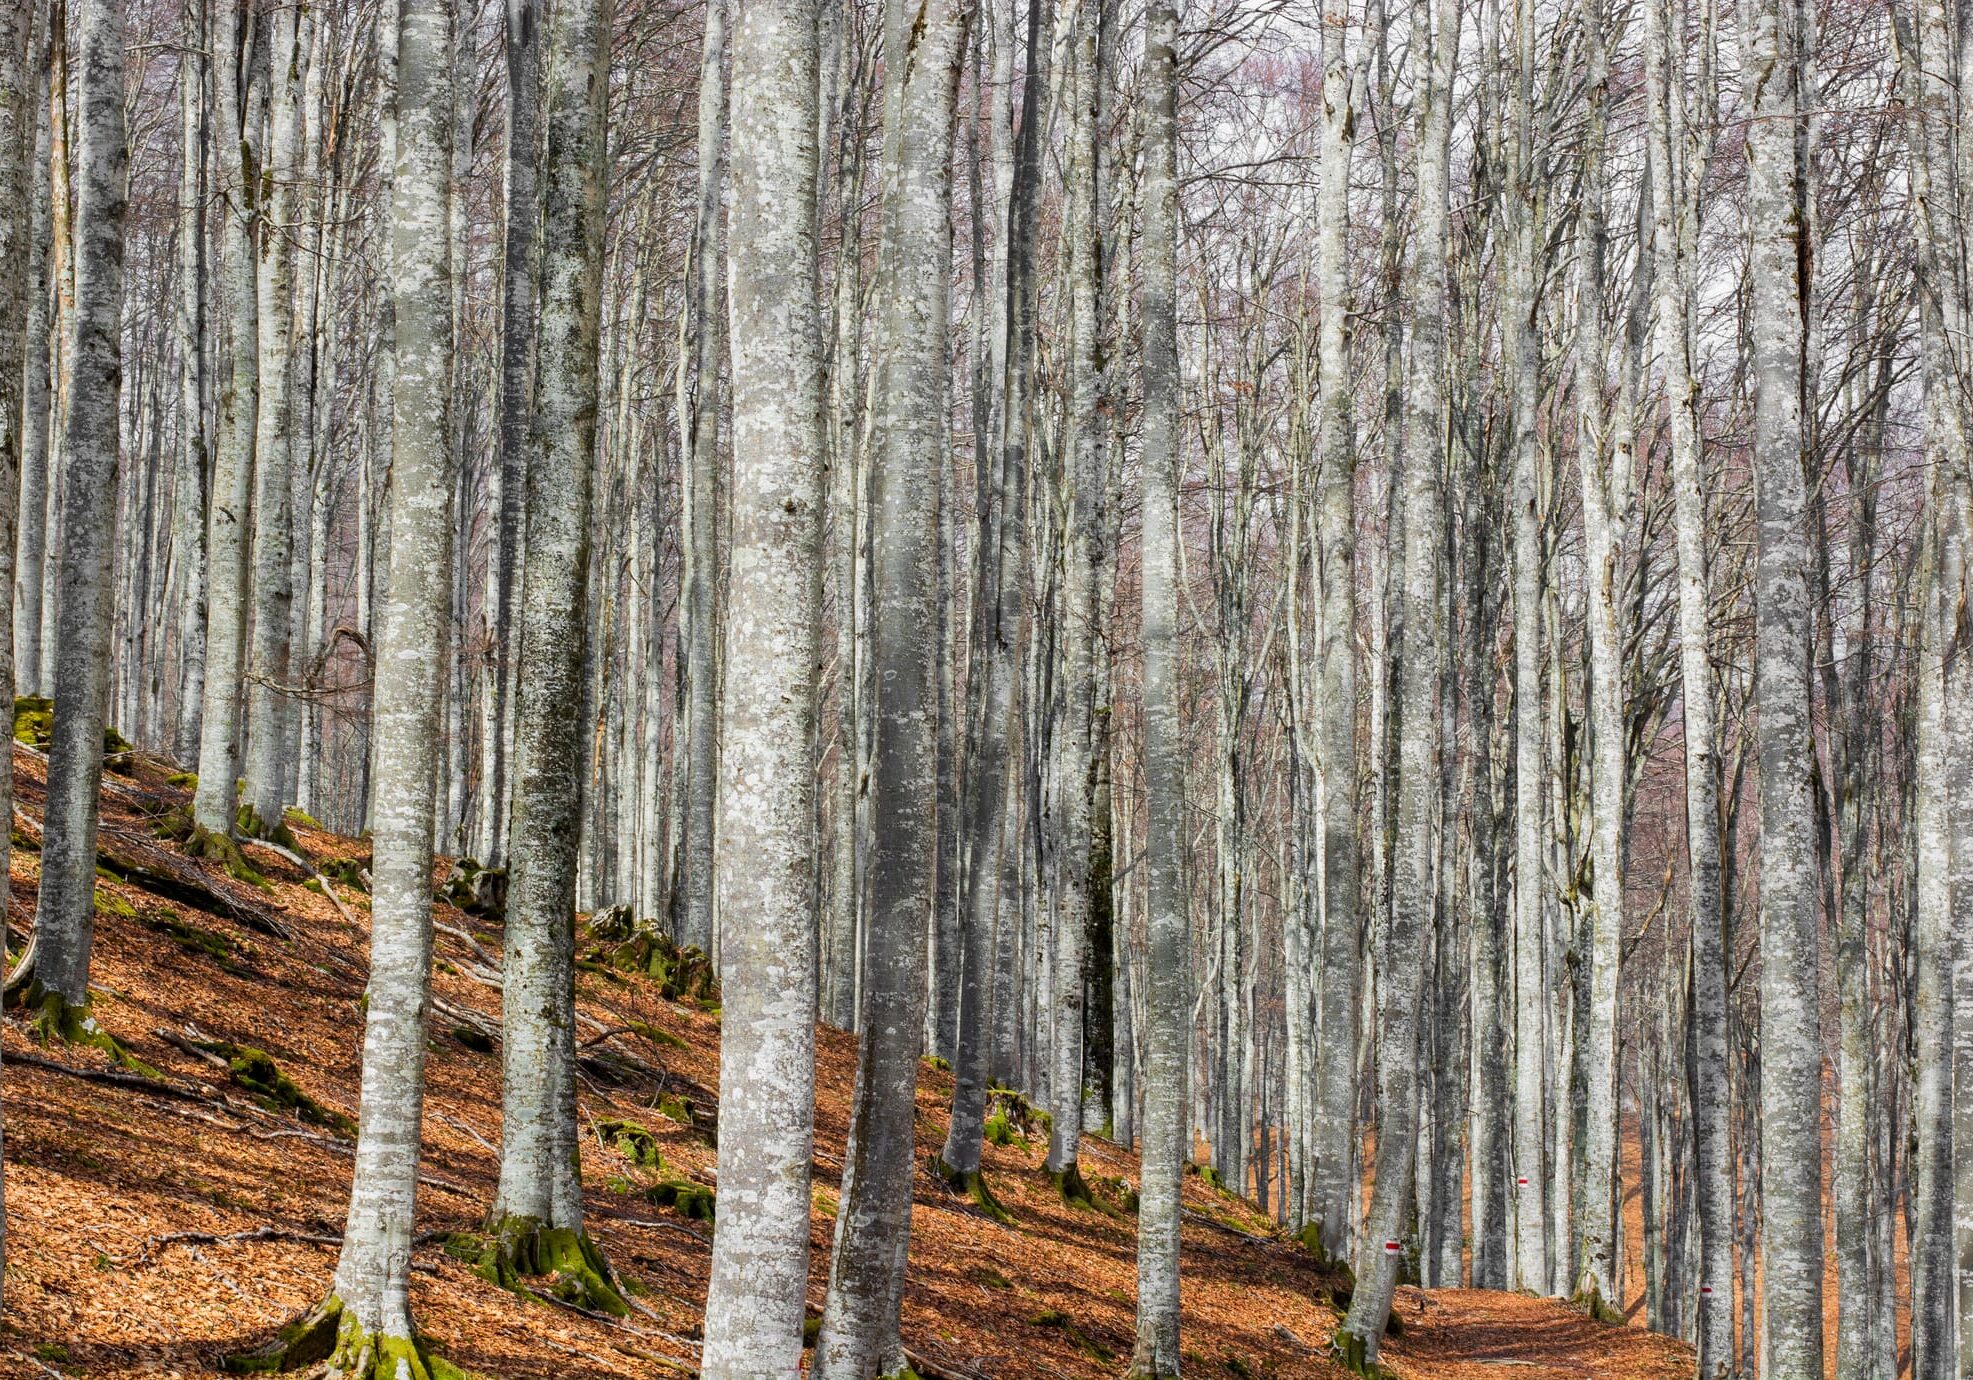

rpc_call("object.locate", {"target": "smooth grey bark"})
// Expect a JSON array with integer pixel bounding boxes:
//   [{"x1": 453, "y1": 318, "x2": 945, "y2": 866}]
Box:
[
  {"x1": 813, "y1": 0, "x2": 972, "y2": 1370},
  {"x1": 1339, "y1": 0, "x2": 1454, "y2": 1356},
  {"x1": 699, "y1": 0, "x2": 824, "y2": 1367},
  {"x1": 320, "y1": 0, "x2": 455, "y2": 1363},
  {"x1": 26, "y1": 0, "x2": 124, "y2": 1018},
  {"x1": 940, "y1": 0, "x2": 1045, "y2": 1182},
  {"x1": 243, "y1": 0, "x2": 304, "y2": 835},
  {"x1": 1307, "y1": 0, "x2": 1361, "y2": 1265},
  {"x1": 489, "y1": 0, "x2": 613, "y2": 1286},
  {"x1": 168, "y1": 10, "x2": 207, "y2": 768},
  {"x1": 481, "y1": 0, "x2": 541, "y2": 867},
  {"x1": 1641, "y1": 0, "x2": 1730, "y2": 1361},
  {"x1": 192, "y1": 0, "x2": 259, "y2": 841},
  {"x1": 15, "y1": 11, "x2": 48, "y2": 699},
  {"x1": 676, "y1": 0, "x2": 726, "y2": 954},
  {"x1": 1046, "y1": 0, "x2": 1105, "y2": 1188},
  {"x1": 1741, "y1": 0, "x2": 1824, "y2": 1366},
  {"x1": 1130, "y1": 0, "x2": 1184, "y2": 1365},
  {"x1": 0, "y1": 0, "x2": 29, "y2": 1299}
]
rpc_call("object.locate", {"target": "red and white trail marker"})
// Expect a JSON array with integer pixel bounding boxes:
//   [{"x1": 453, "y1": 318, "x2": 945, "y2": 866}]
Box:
[
  {"x1": 1516, "y1": 1176, "x2": 1529, "y2": 1187},
  {"x1": 1384, "y1": 1240, "x2": 1401, "y2": 1255},
  {"x1": 1700, "y1": 1285, "x2": 1714, "y2": 1297}
]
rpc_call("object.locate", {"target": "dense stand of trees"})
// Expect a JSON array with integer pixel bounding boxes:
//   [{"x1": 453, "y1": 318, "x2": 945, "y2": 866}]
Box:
[{"x1": 0, "y1": 0, "x2": 1971, "y2": 1372}]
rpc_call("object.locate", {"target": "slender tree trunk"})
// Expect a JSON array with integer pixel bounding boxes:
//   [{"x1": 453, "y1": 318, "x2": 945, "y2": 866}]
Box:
[
  {"x1": 1339, "y1": 0, "x2": 1454, "y2": 1358},
  {"x1": 486, "y1": 0, "x2": 619, "y2": 1316},
  {"x1": 192, "y1": 0, "x2": 259, "y2": 844},
  {"x1": 1742, "y1": 0, "x2": 1823, "y2": 1365},
  {"x1": 676, "y1": 0, "x2": 727, "y2": 954},
  {"x1": 23, "y1": 0, "x2": 124, "y2": 1032},
  {"x1": 483, "y1": 0, "x2": 540, "y2": 867},
  {"x1": 15, "y1": 10, "x2": 49, "y2": 699},
  {"x1": 812, "y1": 0, "x2": 972, "y2": 1368},
  {"x1": 244, "y1": 0, "x2": 304, "y2": 837},
  {"x1": 257, "y1": 0, "x2": 458, "y2": 1365},
  {"x1": 1130, "y1": 0, "x2": 1184, "y2": 1365},
  {"x1": 168, "y1": 10, "x2": 207, "y2": 766}
]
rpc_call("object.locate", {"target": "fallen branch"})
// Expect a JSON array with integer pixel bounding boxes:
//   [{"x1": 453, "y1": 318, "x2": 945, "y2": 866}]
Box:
[{"x1": 132, "y1": 1224, "x2": 343, "y2": 1266}]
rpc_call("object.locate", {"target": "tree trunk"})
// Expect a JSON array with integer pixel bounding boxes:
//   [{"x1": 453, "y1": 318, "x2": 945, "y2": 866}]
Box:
[
  {"x1": 699, "y1": 0, "x2": 824, "y2": 1366},
  {"x1": 812, "y1": 0, "x2": 971, "y2": 1368},
  {"x1": 23, "y1": 0, "x2": 124, "y2": 1031}
]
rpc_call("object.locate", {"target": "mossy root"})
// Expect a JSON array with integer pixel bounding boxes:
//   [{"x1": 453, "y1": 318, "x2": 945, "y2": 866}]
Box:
[
  {"x1": 470, "y1": 1218, "x2": 630, "y2": 1317},
  {"x1": 1047, "y1": 1161, "x2": 1100, "y2": 1212},
  {"x1": 225, "y1": 1296, "x2": 472, "y2": 1379},
  {"x1": 1570, "y1": 1279, "x2": 1624, "y2": 1326},
  {"x1": 16, "y1": 984, "x2": 159, "y2": 1075},
  {"x1": 930, "y1": 1155, "x2": 1014, "y2": 1225},
  {"x1": 1331, "y1": 1326, "x2": 1389, "y2": 1379}
]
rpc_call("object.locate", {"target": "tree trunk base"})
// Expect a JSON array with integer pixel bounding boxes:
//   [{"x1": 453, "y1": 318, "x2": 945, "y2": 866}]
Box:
[
  {"x1": 15, "y1": 983, "x2": 158, "y2": 1075},
  {"x1": 1046, "y1": 1161, "x2": 1103, "y2": 1213},
  {"x1": 1331, "y1": 1326, "x2": 1389, "y2": 1379},
  {"x1": 1569, "y1": 1279, "x2": 1623, "y2": 1326},
  {"x1": 468, "y1": 1217, "x2": 629, "y2": 1317},
  {"x1": 929, "y1": 1156, "x2": 1013, "y2": 1224},
  {"x1": 223, "y1": 1296, "x2": 470, "y2": 1379}
]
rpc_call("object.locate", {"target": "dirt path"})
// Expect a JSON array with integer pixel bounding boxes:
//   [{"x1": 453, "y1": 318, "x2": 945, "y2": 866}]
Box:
[{"x1": 1383, "y1": 1288, "x2": 1695, "y2": 1380}]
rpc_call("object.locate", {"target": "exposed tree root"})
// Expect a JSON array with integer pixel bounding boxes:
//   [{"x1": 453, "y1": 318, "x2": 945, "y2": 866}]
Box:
[
  {"x1": 464, "y1": 1217, "x2": 630, "y2": 1318},
  {"x1": 1047, "y1": 1160, "x2": 1101, "y2": 1212},
  {"x1": 929, "y1": 1155, "x2": 1013, "y2": 1225},
  {"x1": 223, "y1": 1297, "x2": 471, "y2": 1378}
]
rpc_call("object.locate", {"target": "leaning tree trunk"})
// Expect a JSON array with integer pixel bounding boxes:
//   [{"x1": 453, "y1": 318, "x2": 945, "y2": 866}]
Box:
[
  {"x1": 485, "y1": 0, "x2": 619, "y2": 1319},
  {"x1": 23, "y1": 0, "x2": 125, "y2": 1043},
  {"x1": 1130, "y1": 0, "x2": 1185, "y2": 1366},
  {"x1": 232, "y1": 1, "x2": 457, "y2": 1370},
  {"x1": 812, "y1": 0, "x2": 972, "y2": 1371},
  {"x1": 1742, "y1": 0, "x2": 1824, "y2": 1369},
  {"x1": 698, "y1": 0, "x2": 824, "y2": 1369},
  {"x1": 191, "y1": 0, "x2": 259, "y2": 847},
  {"x1": 1338, "y1": 0, "x2": 1454, "y2": 1361}
]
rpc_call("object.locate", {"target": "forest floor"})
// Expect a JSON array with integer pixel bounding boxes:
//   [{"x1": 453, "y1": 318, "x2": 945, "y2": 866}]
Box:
[{"x1": 0, "y1": 745, "x2": 1693, "y2": 1379}]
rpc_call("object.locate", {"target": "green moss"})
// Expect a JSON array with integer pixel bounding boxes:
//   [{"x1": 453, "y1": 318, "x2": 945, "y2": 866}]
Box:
[
  {"x1": 18, "y1": 984, "x2": 159, "y2": 1075},
  {"x1": 94, "y1": 884, "x2": 136, "y2": 918},
  {"x1": 193, "y1": 1036, "x2": 356, "y2": 1137},
  {"x1": 803, "y1": 1315, "x2": 823, "y2": 1347},
  {"x1": 969, "y1": 1265, "x2": 1012, "y2": 1289},
  {"x1": 1225, "y1": 1355, "x2": 1254, "y2": 1378},
  {"x1": 32, "y1": 1343, "x2": 69, "y2": 1363},
  {"x1": 145, "y1": 910, "x2": 252, "y2": 975},
  {"x1": 284, "y1": 806, "x2": 323, "y2": 830},
  {"x1": 321, "y1": 856, "x2": 370, "y2": 891},
  {"x1": 984, "y1": 1109, "x2": 1024, "y2": 1147},
  {"x1": 222, "y1": 1295, "x2": 346, "y2": 1373},
  {"x1": 12, "y1": 695, "x2": 51, "y2": 748},
  {"x1": 595, "y1": 1117, "x2": 664, "y2": 1168},
  {"x1": 1570, "y1": 1280, "x2": 1624, "y2": 1326},
  {"x1": 162, "y1": 813, "x2": 272, "y2": 888},
  {"x1": 1330, "y1": 1327, "x2": 1389, "y2": 1379},
  {"x1": 626, "y1": 1019, "x2": 687, "y2": 1050},
  {"x1": 656, "y1": 1092, "x2": 696, "y2": 1126},
  {"x1": 930, "y1": 1155, "x2": 1014, "y2": 1225},
  {"x1": 235, "y1": 804, "x2": 300, "y2": 852},
  {"x1": 1032, "y1": 1309, "x2": 1071, "y2": 1328},
  {"x1": 1048, "y1": 1161, "x2": 1102, "y2": 1212},
  {"x1": 468, "y1": 1217, "x2": 629, "y2": 1318},
  {"x1": 644, "y1": 1178, "x2": 716, "y2": 1220},
  {"x1": 924, "y1": 1054, "x2": 952, "y2": 1072},
  {"x1": 166, "y1": 770, "x2": 199, "y2": 789},
  {"x1": 436, "y1": 857, "x2": 508, "y2": 920},
  {"x1": 580, "y1": 908, "x2": 719, "y2": 1002},
  {"x1": 450, "y1": 1024, "x2": 496, "y2": 1054}
]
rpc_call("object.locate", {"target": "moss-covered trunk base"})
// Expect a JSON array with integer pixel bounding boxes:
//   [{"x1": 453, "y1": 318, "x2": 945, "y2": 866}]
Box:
[
  {"x1": 1569, "y1": 1278, "x2": 1623, "y2": 1325},
  {"x1": 1046, "y1": 1161, "x2": 1100, "y2": 1213},
  {"x1": 1330, "y1": 1326, "x2": 1389, "y2": 1379},
  {"x1": 223, "y1": 1296, "x2": 470, "y2": 1379},
  {"x1": 468, "y1": 1217, "x2": 629, "y2": 1317},
  {"x1": 16, "y1": 983, "x2": 158, "y2": 1074},
  {"x1": 930, "y1": 1155, "x2": 1013, "y2": 1224}
]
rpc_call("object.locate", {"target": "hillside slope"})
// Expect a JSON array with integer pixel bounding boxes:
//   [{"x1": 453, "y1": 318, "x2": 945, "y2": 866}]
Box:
[{"x1": 0, "y1": 747, "x2": 1691, "y2": 1379}]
